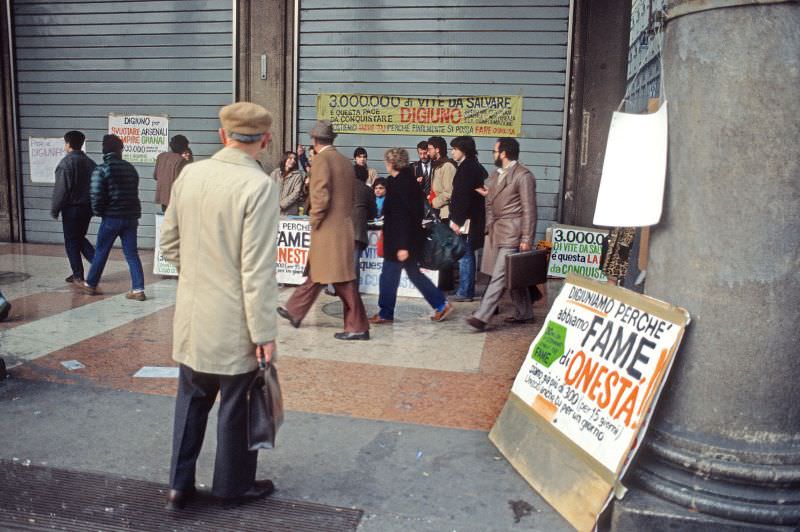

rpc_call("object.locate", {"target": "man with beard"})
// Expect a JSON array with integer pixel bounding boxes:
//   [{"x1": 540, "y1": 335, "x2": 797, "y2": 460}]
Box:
[
  {"x1": 466, "y1": 137, "x2": 537, "y2": 331},
  {"x1": 427, "y1": 136, "x2": 457, "y2": 291}
]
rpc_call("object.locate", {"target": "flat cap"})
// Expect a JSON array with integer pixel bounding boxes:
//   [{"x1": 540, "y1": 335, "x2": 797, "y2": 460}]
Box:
[
  {"x1": 219, "y1": 102, "x2": 273, "y2": 135},
  {"x1": 309, "y1": 120, "x2": 337, "y2": 141}
]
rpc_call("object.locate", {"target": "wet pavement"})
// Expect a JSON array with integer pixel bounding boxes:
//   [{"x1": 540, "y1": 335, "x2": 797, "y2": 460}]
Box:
[{"x1": 0, "y1": 242, "x2": 572, "y2": 531}]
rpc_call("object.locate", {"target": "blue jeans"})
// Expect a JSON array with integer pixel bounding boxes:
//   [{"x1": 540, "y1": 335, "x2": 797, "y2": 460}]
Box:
[
  {"x1": 61, "y1": 204, "x2": 95, "y2": 280},
  {"x1": 456, "y1": 237, "x2": 476, "y2": 298},
  {"x1": 378, "y1": 258, "x2": 446, "y2": 320},
  {"x1": 86, "y1": 217, "x2": 145, "y2": 291}
]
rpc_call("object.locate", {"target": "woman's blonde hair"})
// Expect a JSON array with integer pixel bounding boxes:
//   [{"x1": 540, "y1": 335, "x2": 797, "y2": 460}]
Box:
[{"x1": 383, "y1": 147, "x2": 409, "y2": 169}]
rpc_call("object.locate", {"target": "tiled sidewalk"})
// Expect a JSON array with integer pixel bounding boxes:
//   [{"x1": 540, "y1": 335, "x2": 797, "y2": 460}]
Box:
[{"x1": 1, "y1": 243, "x2": 553, "y2": 431}]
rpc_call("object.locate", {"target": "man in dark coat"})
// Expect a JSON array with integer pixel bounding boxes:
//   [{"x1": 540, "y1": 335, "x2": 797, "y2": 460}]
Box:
[
  {"x1": 77, "y1": 134, "x2": 145, "y2": 300},
  {"x1": 51, "y1": 130, "x2": 96, "y2": 283},
  {"x1": 368, "y1": 148, "x2": 452, "y2": 324},
  {"x1": 411, "y1": 140, "x2": 433, "y2": 196},
  {"x1": 352, "y1": 164, "x2": 377, "y2": 287},
  {"x1": 448, "y1": 136, "x2": 487, "y2": 302}
]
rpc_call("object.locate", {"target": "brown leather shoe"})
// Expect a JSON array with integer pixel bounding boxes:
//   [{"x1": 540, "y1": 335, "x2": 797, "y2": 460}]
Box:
[
  {"x1": 430, "y1": 302, "x2": 453, "y2": 322},
  {"x1": 76, "y1": 282, "x2": 97, "y2": 295},
  {"x1": 466, "y1": 316, "x2": 487, "y2": 331},
  {"x1": 165, "y1": 486, "x2": 197, "y2": 510},
  {"x1": 125, "y1": 291, "x2": 146, "y2": 301},
  {"x1": 368, "y1": 314, "x2": 393, "y2": 324},
  {"x1": 277, "y1": 306, "x2": 301, "y2": 328}
]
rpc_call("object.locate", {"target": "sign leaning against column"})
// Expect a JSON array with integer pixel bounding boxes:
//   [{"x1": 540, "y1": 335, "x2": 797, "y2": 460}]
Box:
[{"x1": 490, "y1": 274, "x2": 690, "y2": 531}]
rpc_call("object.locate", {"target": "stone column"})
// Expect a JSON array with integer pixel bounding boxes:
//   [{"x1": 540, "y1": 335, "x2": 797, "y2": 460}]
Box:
[{"x1": 611, "y1": 3, "x2": 800, "y2": 529}]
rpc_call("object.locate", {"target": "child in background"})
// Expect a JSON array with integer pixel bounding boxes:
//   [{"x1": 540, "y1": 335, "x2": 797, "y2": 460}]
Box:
[{"x1": 373, "y1": 177, "x2": 387, "y2": 218}]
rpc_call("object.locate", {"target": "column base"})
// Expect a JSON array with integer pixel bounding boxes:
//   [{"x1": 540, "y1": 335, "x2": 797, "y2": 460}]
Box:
[{"x1": 609, "y1": 488, "x2": 795, "y2": 532}]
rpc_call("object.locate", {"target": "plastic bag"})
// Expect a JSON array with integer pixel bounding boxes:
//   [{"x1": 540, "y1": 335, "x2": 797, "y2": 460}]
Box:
[{"x1": 420, "y1": 220, "x2": 466, "y2": 271}]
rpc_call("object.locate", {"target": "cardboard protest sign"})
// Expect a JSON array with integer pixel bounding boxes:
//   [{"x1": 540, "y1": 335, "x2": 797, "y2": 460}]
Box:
[
  {"x1": 108, "y1": 113, "x2": 168, "y2": 164},
  {"x1": 317, "y1": 93, "x2": 523, "y2": 137},
  {"x1": 490, "y1": 274, "x2": 690, "y2": 531},
  {"x1": 547, "y1": 224, "x2": 608, "y2": 281},
  {"x1": 276, "y1": 218, "x2": 436, "y2": 296},
  {"x1": 153, "y1": 214, "x2": 177, "y2": 276},
  {"x1": 276, "y1": 218, "x2": 311, "y2": 284}
]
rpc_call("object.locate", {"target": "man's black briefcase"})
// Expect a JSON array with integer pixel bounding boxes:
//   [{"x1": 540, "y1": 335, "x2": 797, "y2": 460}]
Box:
[{"x1": 505, "y1": 249, "x2": 549, "y2": 290}]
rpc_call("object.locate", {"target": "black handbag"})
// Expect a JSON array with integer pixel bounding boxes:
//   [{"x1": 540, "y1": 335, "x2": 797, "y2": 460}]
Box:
[
  {"x1": 247, "y1": 361, "x2": 284, "y2": 450},
  {"x1": 420, "y1": 219, "x2": 466, "y2": 271}
]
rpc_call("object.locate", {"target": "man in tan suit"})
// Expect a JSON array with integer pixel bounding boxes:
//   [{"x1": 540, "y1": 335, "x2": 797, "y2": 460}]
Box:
[
  {"x1": 160, "y1": 102, "x2": 279, "y2": 509},
  {"x1": 278, "y1": 121, "x2": 370, "y2": 340},
  {"x1": 466, "y1": 137, "x2": 537, "y2": 331}
]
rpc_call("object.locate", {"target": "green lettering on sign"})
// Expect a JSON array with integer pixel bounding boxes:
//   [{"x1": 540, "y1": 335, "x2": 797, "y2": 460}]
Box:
[{"x1": 530, "y1": 321, "x2": 567, "y2": 368}]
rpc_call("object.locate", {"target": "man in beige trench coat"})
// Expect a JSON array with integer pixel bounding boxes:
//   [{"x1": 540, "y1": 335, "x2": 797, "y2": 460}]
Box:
[
  {"x1": 277, "y1": 121, "x2": 370, "y2": 340},
  {"x1": 466, "y1": 137, "x2": 537, "y2": 331},
  {"x1": 160, "y1": 102, "x2": 280, "y2": 509}
]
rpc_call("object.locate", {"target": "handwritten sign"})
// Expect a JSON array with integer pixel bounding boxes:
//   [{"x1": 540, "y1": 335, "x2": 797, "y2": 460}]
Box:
[
  {"x1": 276, "y1": 218, "x2": 310, "y2": 284},
  {"x1": 29, "y1": 137, "x2": 66, "y2": 183},
  {"x1": 547, "y1": 224, "x2": 608, "y2": 281},
  {"x1": 317, "y1": 93, "x2": 523, "y2": 137},
  {"x1": 490, "y1": 275, "x2": 690, "y2": 531},
  {"x1": 276, "y1": 218, "x2": 436, "y2": 296},
  {"x1": 108, "y1": 113, "x2": 168, "y2": 164}
]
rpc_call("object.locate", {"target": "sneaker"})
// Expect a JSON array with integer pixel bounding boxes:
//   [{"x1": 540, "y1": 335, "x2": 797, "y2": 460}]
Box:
[
  {"x1": 126, "y1": 291, "x2": 146, "y2": 301},
  {"x1": 368, "y1": 314, "x2": 393, "y2": 324},
  {"x1": 430, "y1": 302, "x2": 453, "y2": 322}
]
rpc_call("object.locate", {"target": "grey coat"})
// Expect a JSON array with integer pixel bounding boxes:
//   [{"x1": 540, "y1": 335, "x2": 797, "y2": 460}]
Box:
[{"x1": 480, "y1": 162, "x2": 537, "y2": 274}]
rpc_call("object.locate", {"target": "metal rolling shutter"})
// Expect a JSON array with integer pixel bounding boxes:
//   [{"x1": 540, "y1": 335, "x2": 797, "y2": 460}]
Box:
[
  {"x1": 13, "y1": 0, "x2": 234, "y2": 247},
  {"x1": 297, "y1": 0, "x2": 571, "y2": 239}
]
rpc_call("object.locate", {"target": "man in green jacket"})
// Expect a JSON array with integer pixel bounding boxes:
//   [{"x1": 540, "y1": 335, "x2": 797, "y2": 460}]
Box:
[{"x1": 78, "y1": 134, "x2": 145, "y2": 300}]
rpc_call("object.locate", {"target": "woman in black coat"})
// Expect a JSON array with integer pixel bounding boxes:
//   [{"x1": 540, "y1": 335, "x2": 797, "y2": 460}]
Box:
[
  {"x1": 448, "y1": 136, "x2": 487, "y2": 301},
  {"x1": 369, "y1": 148, "x2": 453, "y2": 324}
]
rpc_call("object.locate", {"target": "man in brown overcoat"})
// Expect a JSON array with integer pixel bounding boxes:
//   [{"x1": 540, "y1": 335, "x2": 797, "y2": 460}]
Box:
[{"x1": 278, "y1": 121, "x2": 370, "y2": 340}]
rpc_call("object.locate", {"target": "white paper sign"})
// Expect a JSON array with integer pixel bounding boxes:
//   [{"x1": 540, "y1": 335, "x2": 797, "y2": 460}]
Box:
[
  {"x1": 593, "y1": 102, "x2": 668, "y2": 227},
  {"x1": 108, "y1": 113, "x2": 168, "y2": 164},
  {"x1": 153, "y1": 213, "x2": 178, "y2": 276},
  {"x1": 28, "y1": 137, "x2": 66, "y2": 183}
]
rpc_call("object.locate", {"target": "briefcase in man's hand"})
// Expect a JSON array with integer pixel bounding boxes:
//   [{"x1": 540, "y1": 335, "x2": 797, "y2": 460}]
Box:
[
  {"x1": 247, "y1": 361, "x2": 284, "y2": 450},
  {"x1": 505, "y1": 249, "x2": 548, "y2": 290}
]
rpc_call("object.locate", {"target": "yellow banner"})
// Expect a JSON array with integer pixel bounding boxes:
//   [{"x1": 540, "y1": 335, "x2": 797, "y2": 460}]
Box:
[{"x1": 316, "y1": 93, "x2": 523, "y2": 137}]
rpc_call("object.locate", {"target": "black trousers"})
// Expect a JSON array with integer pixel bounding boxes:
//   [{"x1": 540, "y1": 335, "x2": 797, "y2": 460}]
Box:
[
  {"x1": 61, "y1": 204, "x2": 94, "y2": 279},
  {"x1": 169, "y1": 364, "x2": 259, "y2": 497}
]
